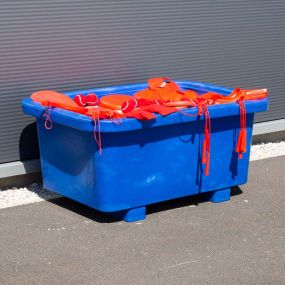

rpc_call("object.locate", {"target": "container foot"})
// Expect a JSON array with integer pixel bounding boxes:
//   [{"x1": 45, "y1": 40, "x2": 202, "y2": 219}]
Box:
[
  {"x1": 209, "y1": 188, "x2": 231, "y2": 203},
  {"x1": 111, "y1": 206, "x2": 146, "y2": 222}
]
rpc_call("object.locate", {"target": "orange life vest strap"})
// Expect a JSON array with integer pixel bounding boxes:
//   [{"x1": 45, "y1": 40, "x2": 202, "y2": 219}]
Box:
[
  {"x1": 201, "y1": 104, "x2": 211, "y2": 176},
  {"x1": 236, "y1": 97, "x2": 247, "y2": 158}
]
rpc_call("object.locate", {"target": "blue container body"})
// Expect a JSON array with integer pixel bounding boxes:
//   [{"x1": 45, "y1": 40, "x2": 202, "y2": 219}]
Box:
[{"x1": 22, "y1": 81, "x2": 268, "y2": 221}]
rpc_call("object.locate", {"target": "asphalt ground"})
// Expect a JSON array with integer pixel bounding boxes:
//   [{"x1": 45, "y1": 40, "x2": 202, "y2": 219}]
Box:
[{"x1": 0, "y1": 156, "x2": 284, "y2": 285}]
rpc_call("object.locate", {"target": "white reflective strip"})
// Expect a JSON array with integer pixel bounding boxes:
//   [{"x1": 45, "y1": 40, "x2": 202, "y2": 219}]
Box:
[
  {"x1": 121, "y1": 100, "x2": 129, "y2": 111},
  {"x1": 75, "y1": 95, "x2": 85, "y2": 106},
  {"x1": 134, "y1": 99, "x2": 138, "y2": 108}
]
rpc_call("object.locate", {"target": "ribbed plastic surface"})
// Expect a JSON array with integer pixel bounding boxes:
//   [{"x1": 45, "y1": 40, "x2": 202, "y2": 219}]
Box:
[{"x1": 1, "y1": 0, "x2": 284, "y2": 163}]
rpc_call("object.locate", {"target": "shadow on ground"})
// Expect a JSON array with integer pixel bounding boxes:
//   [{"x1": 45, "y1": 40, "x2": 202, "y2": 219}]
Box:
[{"x1": 47, "y1": 186, "x2": 243, "y2": 223}]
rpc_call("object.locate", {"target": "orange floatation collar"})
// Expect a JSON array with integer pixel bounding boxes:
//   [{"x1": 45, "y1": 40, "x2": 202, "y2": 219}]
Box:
[
  {"x1": 31, "y1": 90, "x2": 88, "y2": 115},
  {"x1": 30, "y1": 79, "x2": 268, "y2": 176},
  {"x1": 100, "y1": 94, "x2": 133, "y2": 110}
]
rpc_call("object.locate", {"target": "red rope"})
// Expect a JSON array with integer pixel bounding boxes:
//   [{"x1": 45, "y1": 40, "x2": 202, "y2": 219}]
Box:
[
  {"x1": 93, "y1": 111, "x2": 102, "y2": 155},
  {"x1": 177, "y1": 109, "x2": 199, "y2": 117},
  {"x1": 201, "y1": 104, "x2": 211, "y2": 176},
  {"x1": 177, "y1": 102, "x2": 211, "y2": 176},
  {"x1": 236, "y1": 97, "x2": 247, "y2": 158},
  {"x1": 43, "y1": 104, "x2": 53, "y2": 130},
  {"x1": 110, "y1": 112, "x2": 123, "y2": 125}
]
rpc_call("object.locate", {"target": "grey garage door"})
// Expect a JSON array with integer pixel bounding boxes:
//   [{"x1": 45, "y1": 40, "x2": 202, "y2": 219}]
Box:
[{"x1": 0, "y1": 0, "x2": 284, "y2": 163}]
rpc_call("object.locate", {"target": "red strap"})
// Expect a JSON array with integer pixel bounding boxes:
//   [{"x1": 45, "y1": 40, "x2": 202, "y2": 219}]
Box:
[
  {"x1": 121, "y1": 98, "x2": 161, "y2": 113},
  {"x1": 141, "y1": 104, "x2": 178, "y2": 116},
  {"x1": 236, "y1": 98, "x2": 247, "y2": 158},
  {"x1": 124, "y1": 109, "x2": 156, "y2": 120},
  {"x1": 201, "y1": 104, "x2": 211, "y2": 176}
]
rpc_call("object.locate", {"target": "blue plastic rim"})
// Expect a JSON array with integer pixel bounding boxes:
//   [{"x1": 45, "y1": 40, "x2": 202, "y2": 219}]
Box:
[{"x1": 22, "y1": 80, "x2": 268, "y2": 222}]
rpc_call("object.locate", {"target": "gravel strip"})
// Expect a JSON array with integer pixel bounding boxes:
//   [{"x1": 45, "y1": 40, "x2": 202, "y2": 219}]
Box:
[
  {"x1": 0, "y1": 183, "x2": 60, "y2": 209},
  {"x1": 250, "y1": 141, "x2": 285, "y2": 161},
  {"x1": 0, "y1": 141, "x2": 284, "y2": 210}
]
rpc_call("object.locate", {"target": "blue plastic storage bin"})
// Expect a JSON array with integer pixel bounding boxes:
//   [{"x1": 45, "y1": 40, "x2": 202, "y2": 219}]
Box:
[{"x1": 22, "y1": 81, "x2": 268, "y2": 222}]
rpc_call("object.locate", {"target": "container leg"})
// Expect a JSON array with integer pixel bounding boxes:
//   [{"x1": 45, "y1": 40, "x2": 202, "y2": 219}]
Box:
[
  {"x1": 111, "y1": 206, "x2": 146, "y2": 222},
  {"x1": 209, "y1": 188, "x2": 231, "y2": 203}
]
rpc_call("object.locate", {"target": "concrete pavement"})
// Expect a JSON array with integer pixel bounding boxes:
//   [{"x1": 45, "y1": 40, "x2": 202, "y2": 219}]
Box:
[{"x1": 0, "y1": 156, "x2": 284, "y2": 285}]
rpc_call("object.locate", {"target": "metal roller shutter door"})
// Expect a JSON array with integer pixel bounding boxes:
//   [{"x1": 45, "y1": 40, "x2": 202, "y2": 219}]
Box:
[{"x1": 0, "y1": 0, "x2": 284, "y2": 163}]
